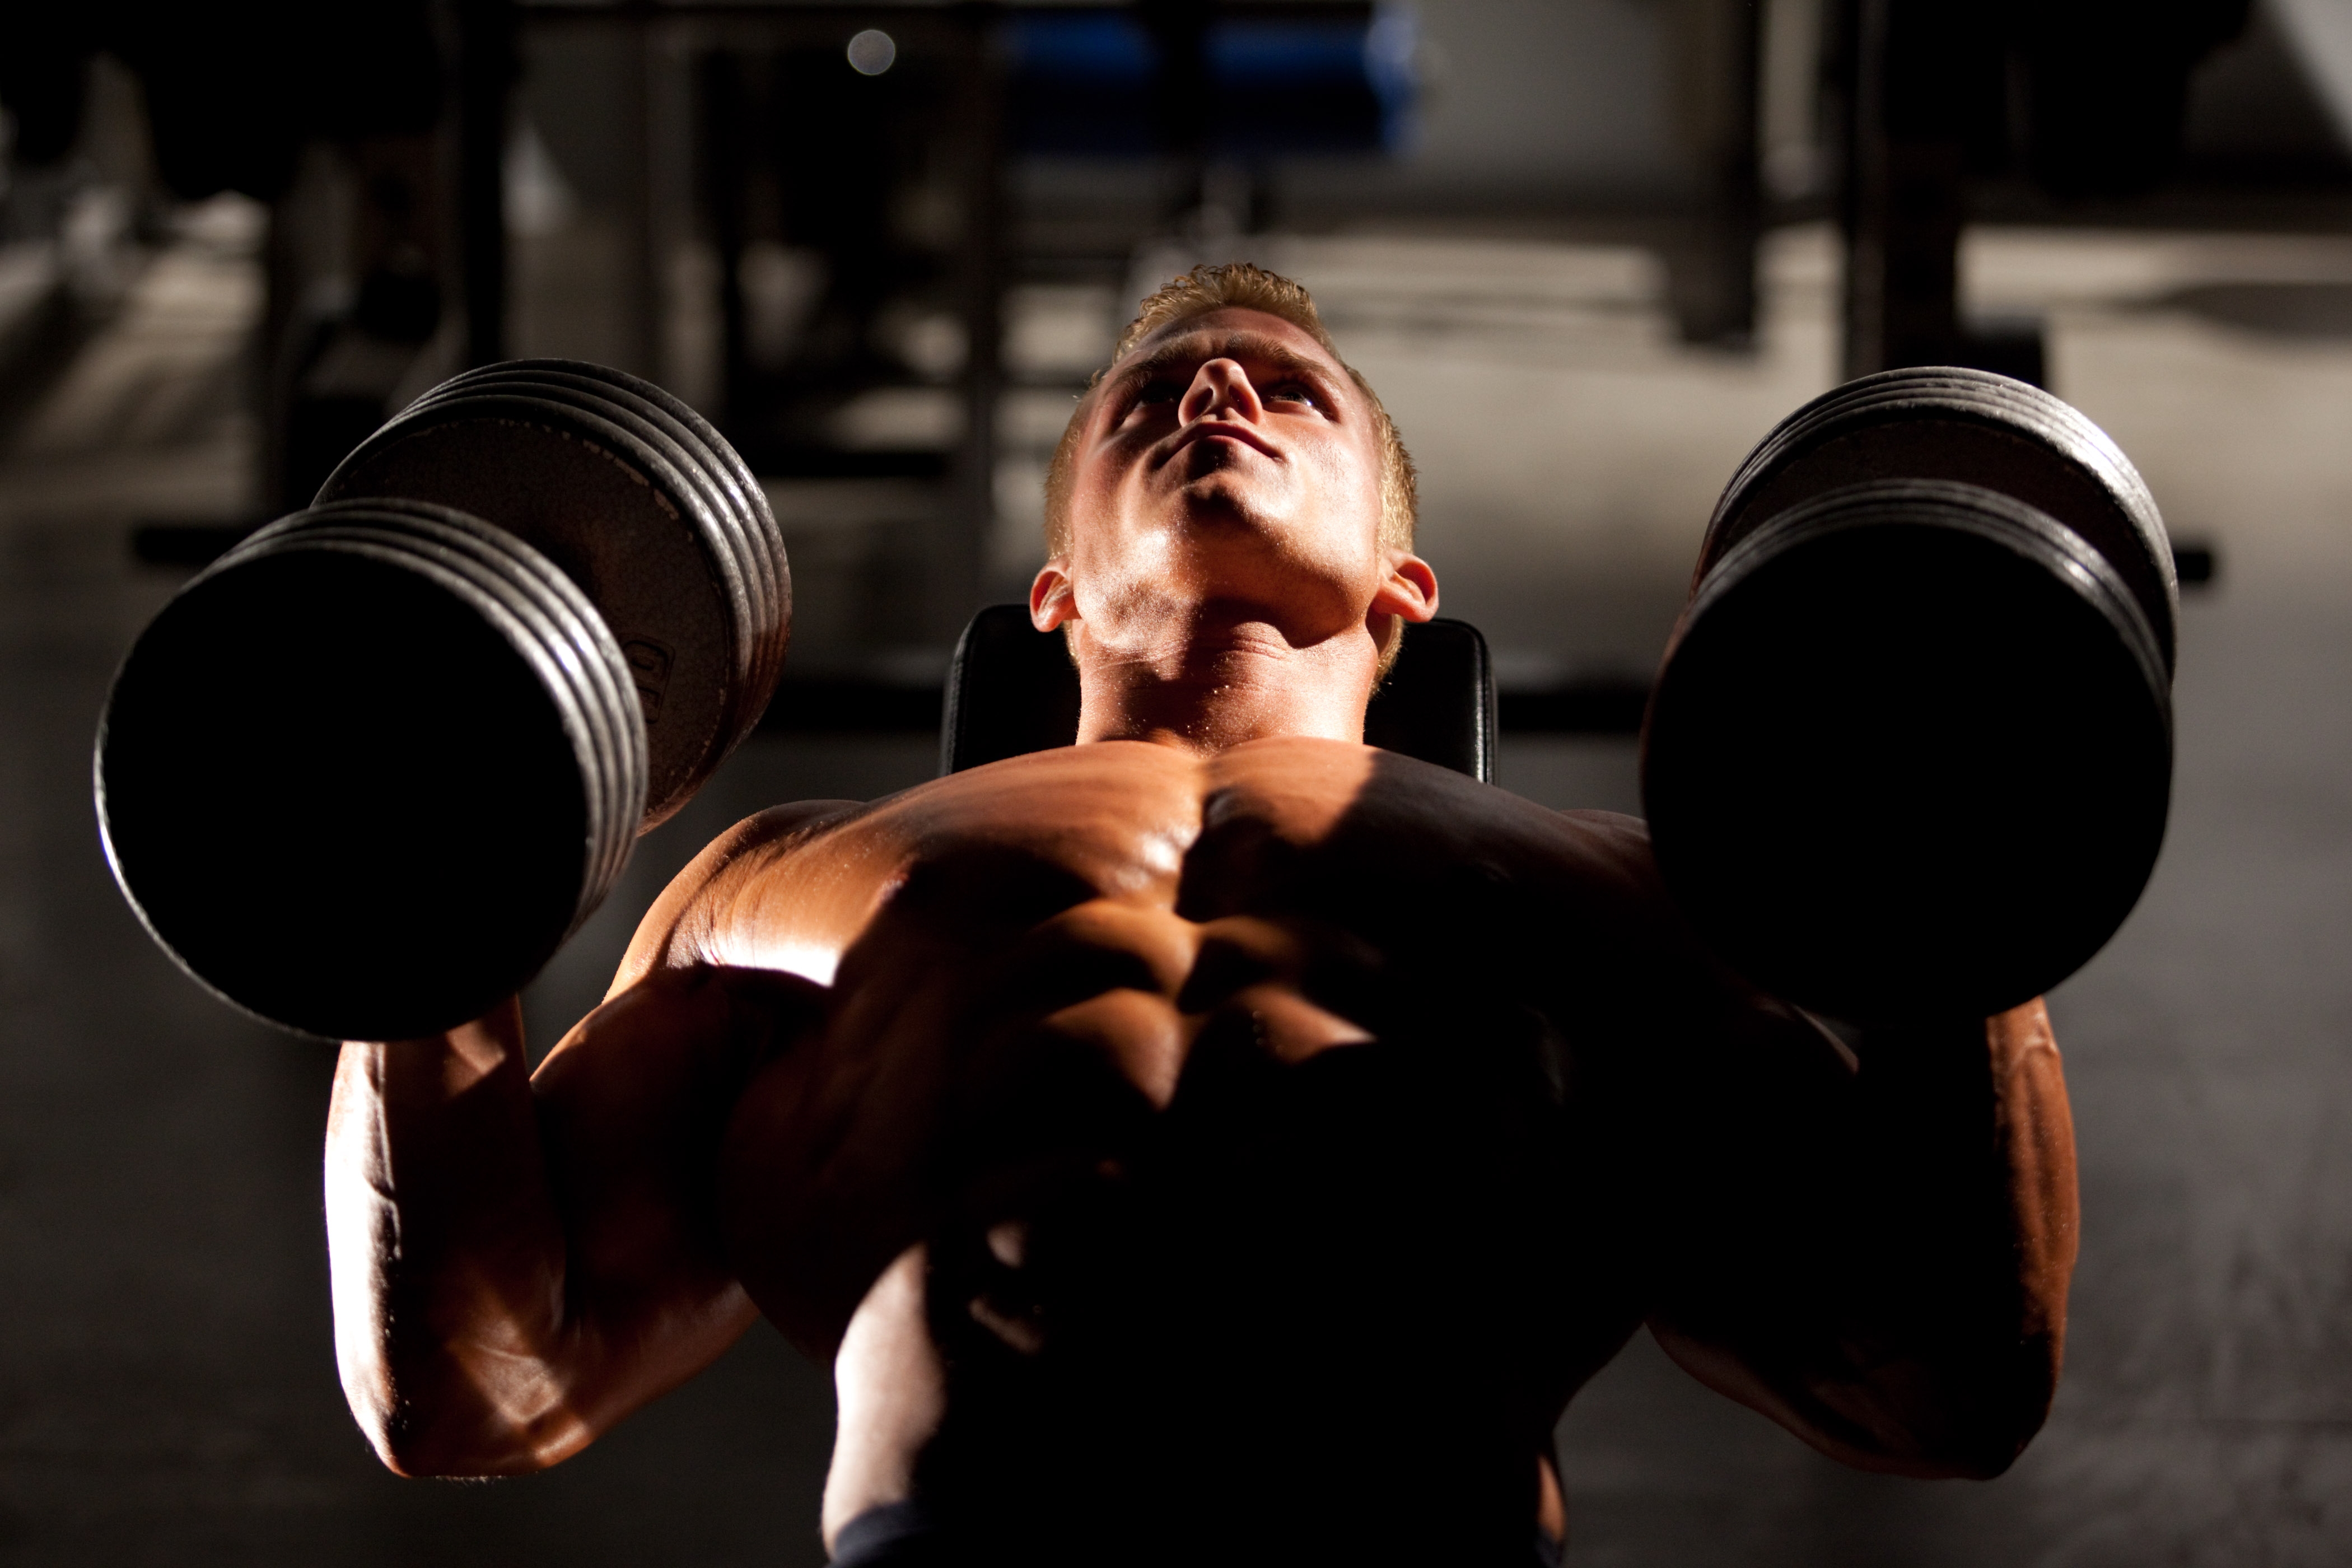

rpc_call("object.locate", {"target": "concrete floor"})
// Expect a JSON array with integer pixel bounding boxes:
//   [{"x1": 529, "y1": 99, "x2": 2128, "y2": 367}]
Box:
[{"x1": 6, "y1": 209, "x2": 2352, "y2": 1564}]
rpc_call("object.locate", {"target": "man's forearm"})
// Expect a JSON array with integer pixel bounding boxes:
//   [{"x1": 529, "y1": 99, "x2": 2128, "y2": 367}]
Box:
[
  {"x1": 325, "y1": 998, "x2": 585, "y2": 1476},
  {"x1": 1648, "y1": 997, "x2": 2080, "y2": 1478},
  {"x1": 1983, "y1": 998, "x2": 2079, "y2": 1377},
  {"x1": 1829, "y1": 997, "x2": 2080, "y2": 1473},
  {"x1": 324, "y1": 965, "x2": 804, "y2": 1477}
]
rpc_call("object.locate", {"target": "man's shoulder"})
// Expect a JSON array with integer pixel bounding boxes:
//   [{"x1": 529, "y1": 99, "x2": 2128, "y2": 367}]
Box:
[{"x1": 639, "y1": 744, "x2": 1214, "y2": 978}]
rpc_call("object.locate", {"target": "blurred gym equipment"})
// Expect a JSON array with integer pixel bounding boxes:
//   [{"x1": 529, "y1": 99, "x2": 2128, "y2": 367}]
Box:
[{"x1": 1833, "y1": 0, "x2": 2254, "y2": 380}]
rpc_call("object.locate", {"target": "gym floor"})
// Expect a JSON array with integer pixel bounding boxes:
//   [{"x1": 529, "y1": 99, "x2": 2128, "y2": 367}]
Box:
[{"x1": 4, "y1": 206, "x2": 2351, "y2": 1565}]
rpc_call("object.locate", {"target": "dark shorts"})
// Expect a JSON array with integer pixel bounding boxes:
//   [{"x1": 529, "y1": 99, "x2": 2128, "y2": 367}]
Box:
[{"x1": 828, "y1": 1500, "x2": 1567, "y2": 1568}]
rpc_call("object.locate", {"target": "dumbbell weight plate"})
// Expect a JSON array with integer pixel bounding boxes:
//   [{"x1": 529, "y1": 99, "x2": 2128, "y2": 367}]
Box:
[
  {"x1": 256, "y1": 501, "x2": 648, "y2": 907},
  {"x1": 316, "y1": 392, "x2": 745, "y2": 827},
  {"x1": 1707, "y1": 366, "x2": 2177, "y2": 674},
  {"x1": 424, "y1": 360, "x2": 791, "y2": 701},
  {"x1": 402, "y1": 366, "x2": 795, "y2": 802},
  {"x1": 402, "y1": 372, "x2": 786, "y2": 709},
  {"x1": 431, "y1": 360, "x2": 788, "y2": 635},
  {"x1": 471, "y1": 370, "x2": 788, "y2": 703},
  {"x1": 97, "y1": 509, "x2": 645, "y2": 1040},
  {"x1": 1642, "y1": 480, "x2": 2172, "y2": 1021},
  {"x1": 422, "y1": 366, "x2": 786, "y2": 619},
  {"x1": 398, "y1": 376, "x2": 772, "y2": 693}
]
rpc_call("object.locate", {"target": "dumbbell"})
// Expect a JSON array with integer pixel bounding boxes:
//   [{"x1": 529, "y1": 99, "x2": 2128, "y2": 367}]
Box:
[
  {"x1": 1641, "y1": 367, "x2": 2175, "y2": 1021},
  {"x1": 95, "y1": 362, "x2": 790, "y2": 1042}
]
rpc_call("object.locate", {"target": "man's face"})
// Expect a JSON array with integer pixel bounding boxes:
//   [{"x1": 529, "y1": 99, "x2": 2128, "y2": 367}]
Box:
[{"x1": 1032, "y1": 307, "x2": 1433, "y2": 668}]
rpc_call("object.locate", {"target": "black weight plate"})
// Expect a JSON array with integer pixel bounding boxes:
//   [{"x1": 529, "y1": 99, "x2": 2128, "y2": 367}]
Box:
[
  {"x1": 1707, "y1": 367, "x2": 2176, "y2": 675},
  {"x1": 372, "y1": 505, "x2": 641, "y2": 902},
  {"x1": 418, "y1": 370, "x2": 780, "y2": 612},
  {"x1": 1719, "y1": 372, "x2": 2175, "y2": 657},
  {"x1": 434, "y1": 368, "x2": 791, "y2": 711},
  {"x1": 351, "y1": 500, "x2": 648, "y2": 895},
  {"x1": 97, "y1": 544, "x2": 595, "y2": 1040},
  {"x1": 264, "y1": 505, "x2": 646, "y2": 909},
  {"x1": 436, "y1": 360, "x2": 783, "y2": 577},
  {"x1": 1643, "y1": 481, "x2": 2172, "y2": 1020},
  {"x1": 401, "y1": 374, "x2": 768, "y2": 626},
  {"x1": 236, "y1": 516, "x2": 625, "y2": 885},
  {"x1": 432, "y1": 360, "x2": 791, "y2": 701},
  {"x1": 404, "y1": 374, "x2": 781, "y2": 714},
  {"x1": 283, "y1": 500, "x2": 645, "y2": 853},
  {"x1": 354, "y1": 390, "x2": 752, "y2": 822},
  {"x1": 1709, "y1": 371, "x2": 2174, "y2": 671},
  {"x1": 316, "y1": 393, "x2": 740, "y2": 827},
  {"x1": 414, "y1": 359, "x2": 791, "y2": 740},
  {"x1": 299, "y1": 499, "x2": 649, "y2": 843},
  {"x1": 380, "y1": 385, "x2": 760, "y2": 677}
]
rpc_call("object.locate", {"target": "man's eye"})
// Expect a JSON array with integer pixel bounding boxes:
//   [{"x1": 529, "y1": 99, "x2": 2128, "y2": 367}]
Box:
[
  {"x1": 1264, "y1": 382, "x2": 1318, "y2": 407},
  {"x1": 1133, "y1": 380, "x2": 1182, "y2": 406}
]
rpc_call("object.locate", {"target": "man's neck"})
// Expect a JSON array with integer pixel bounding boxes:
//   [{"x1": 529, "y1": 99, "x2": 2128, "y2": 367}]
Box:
[{"x1": 1072, "y1": 616, "x2": 1378, "y2": 756}]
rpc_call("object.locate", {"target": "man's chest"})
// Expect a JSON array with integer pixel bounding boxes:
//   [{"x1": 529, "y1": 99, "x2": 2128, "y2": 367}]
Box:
[
  {"x1": 691, "y1": 738, "x2": 1629, "y2": 1021},
  {"x1": 706, "y1": 741, "x2": 1676, "y2": 1349}
]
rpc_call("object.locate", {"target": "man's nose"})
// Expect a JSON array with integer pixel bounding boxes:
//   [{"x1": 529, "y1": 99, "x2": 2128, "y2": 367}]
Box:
[{"x1": 1179, "y1": 359, "x2": 1262, "y2": 425}]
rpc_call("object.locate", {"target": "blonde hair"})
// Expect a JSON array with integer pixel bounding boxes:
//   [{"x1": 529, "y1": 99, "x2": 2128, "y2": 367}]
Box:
[{"x1": 1042, "y1": 262, "x2": 1419, "y2": 563}]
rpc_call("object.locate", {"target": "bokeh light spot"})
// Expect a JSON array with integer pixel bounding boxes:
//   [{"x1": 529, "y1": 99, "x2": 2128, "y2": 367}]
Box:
[{"x1": 847, "y1": 29, "x2": 897, "y2": 76}]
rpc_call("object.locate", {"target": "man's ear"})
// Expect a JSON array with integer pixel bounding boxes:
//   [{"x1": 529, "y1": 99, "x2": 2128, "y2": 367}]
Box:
[
  {"x1": 1370, "y1": 552, "x2": 1439, "y2": 624},
  {"x1": 1030, "y1": 560, "x2": 1077, "y2": 632}
]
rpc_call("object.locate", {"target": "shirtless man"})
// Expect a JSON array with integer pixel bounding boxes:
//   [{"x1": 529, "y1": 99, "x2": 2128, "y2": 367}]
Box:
[{"x1": 323, "y1": 264, "x2": 2078, "y2": 1567}]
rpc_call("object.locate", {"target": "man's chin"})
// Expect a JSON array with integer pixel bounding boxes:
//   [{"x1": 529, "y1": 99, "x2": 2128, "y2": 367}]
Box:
[
  {"x1": 1140, "y1": 520, "x2": 1362, "y2": 632},
  {"x1": 1164, "y1": 475, "x2": 1282, "y2": 535}
]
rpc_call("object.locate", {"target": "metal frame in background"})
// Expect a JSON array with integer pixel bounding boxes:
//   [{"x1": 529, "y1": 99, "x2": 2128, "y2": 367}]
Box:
[{"x1": 458, "y1": 0, "x2": 1382, "y2": 642}]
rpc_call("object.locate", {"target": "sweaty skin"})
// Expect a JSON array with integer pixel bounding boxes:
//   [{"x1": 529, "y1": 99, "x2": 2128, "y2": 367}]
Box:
[{"x1": 324, "y1": 299, "x2": 2078, "y2": 1566}]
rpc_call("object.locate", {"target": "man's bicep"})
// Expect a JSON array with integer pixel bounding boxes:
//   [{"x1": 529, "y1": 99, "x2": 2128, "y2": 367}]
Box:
[{"x1": 526, "y1": 964, "x2": 830, "y2": 1412}]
